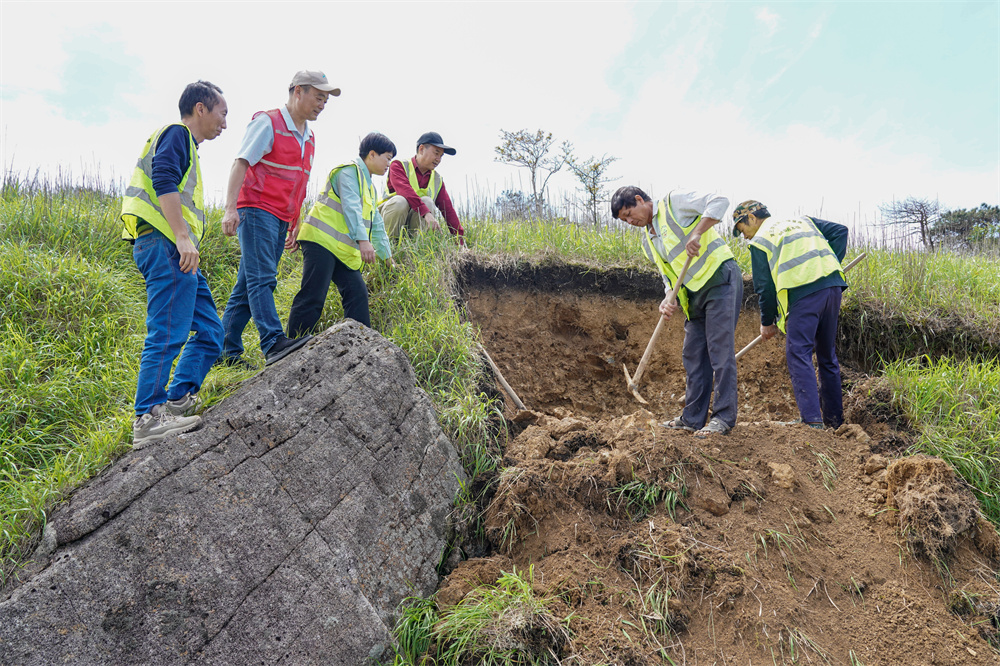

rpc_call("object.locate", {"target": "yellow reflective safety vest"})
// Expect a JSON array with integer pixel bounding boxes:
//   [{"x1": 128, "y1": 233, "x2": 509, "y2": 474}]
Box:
[
  {"x1": 120, "y1": 123, "x2": 204, "y2": 247},
  {"x1": 749, "y1": 216, "x2": 845, "y2": 332},
  {"x1": 378, "y1": 159, "x2": 442, "y2": 205},
  {"x1": 298, "y1": 160, "x2": 378, "y2": 271},
  {"x1": 642, "y1": 196, "x2": 734, "y2": 319}
]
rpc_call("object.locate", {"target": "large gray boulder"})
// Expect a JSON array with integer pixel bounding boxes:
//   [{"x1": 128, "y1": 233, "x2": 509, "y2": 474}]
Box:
[{"x1": 0, "y1": 321, "x2": 466, "y2": 665}]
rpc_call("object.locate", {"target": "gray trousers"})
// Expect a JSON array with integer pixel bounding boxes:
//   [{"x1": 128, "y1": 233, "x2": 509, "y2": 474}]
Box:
[{"x1": 680, "y1": 260, "x2": 742, "y2": 429}]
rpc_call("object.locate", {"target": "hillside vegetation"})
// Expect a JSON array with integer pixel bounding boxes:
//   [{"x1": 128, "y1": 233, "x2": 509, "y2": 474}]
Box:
[{"x1": 2, "y1": 175, "x2": 999, "y2": 663}]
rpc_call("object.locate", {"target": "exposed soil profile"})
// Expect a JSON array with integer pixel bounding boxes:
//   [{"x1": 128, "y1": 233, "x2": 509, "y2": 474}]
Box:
[{"x1": 443, "y1": 259, "x2": 999, "y2": 666}]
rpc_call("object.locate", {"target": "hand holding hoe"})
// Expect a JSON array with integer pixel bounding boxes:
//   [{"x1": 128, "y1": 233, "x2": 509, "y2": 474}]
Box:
[
  {"x1": 623, "y1": 254, "x2": 694, "y2": 404},
  {"x1": 734, "y1": 251, "x2": 868, "y2": 361}
]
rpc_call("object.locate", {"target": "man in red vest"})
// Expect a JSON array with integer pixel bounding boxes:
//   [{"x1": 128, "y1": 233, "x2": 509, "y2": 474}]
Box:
[{"x1": 218, "y1": 71, "x2": 339, "y2": 368}]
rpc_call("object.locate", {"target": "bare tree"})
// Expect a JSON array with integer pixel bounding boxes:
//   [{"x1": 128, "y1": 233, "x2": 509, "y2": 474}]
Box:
[
  {"x1": 879, "y1": 197, "x2": 940, "y2": 250},
  {"x1": 494, "y1": 129, "x2": 569, "y2": 216},
  {"x1": 566, "y1": 150, "x2": 619, "y2": 227}
]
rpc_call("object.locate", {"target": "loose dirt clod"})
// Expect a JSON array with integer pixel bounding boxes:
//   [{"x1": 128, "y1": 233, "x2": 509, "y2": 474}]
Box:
[{"x1": 886, "y1": 454, "x2": 980, "y2": 559}]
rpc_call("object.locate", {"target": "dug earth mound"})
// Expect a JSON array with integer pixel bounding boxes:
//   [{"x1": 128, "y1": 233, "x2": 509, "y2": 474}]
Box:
[
  {"x1": 444, "y1": 259, "x2": 1000, "y2": 666},
  {"x1": 0, "y1": 322, "x2": 465, "y2": 666}
]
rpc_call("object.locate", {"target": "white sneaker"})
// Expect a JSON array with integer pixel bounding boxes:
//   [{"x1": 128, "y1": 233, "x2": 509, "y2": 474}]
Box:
[
  {"x1": 165, "y1": 392, "x2": 202, "y2": 417},
  {"x1": 133, "y1": 404, "x2": 201, "y2": 448}
]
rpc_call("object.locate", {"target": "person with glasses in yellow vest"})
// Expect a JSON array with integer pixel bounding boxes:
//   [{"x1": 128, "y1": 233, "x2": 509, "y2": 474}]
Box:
[
  {"x1": 120, "y1": 81, "x2": 228, "y2": 448},
  {"x1": 612, "y1": 186, "x2": 742, "y2": 438},
  {"x1": 379, "y1": 131, "x2": 465, "y2": 246},
  {"x1": 732, "y1": 200, "x2": 848, "y2": 430},
  {"x1": 287, "y1": 133, "x2": 397, "y2": 337},
  {"x1": 218, "y1": 71, "x2": 340, "y2": 368}
]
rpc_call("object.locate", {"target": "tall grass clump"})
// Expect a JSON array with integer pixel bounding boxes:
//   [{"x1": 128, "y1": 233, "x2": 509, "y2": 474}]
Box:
[
  {"x1": 464, "y1": 216, "x2": 753, "y2": 274},
  {"x1": 392, "y1": 566, "x2": 569, "y2": 666},
  {"x1": 0, "y1": 242, "x2": 140, "y2": 568},
  {"x1": 840, "y1": 245, "x2": 1000, "y2": 369},
  {"x1": 885, "y1": 356, "x2": 1000, "y2": 523}
]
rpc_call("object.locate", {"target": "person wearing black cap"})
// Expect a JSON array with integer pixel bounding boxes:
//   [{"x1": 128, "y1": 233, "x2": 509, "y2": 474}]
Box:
[
  {"x1": 732, "y1": 200, "x2": 849, "y2": 429},
  {"x1": 217, "y1": 70, "x2": 341, "y2": 369},
  {"x1": 379, "y1": 131, "x2": 465, "y2": 244}
]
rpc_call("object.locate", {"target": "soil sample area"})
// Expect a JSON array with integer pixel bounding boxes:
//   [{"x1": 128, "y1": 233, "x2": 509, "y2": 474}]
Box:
[{"x1": 447, "y1": 259, "x2": 999, "y2": 666}]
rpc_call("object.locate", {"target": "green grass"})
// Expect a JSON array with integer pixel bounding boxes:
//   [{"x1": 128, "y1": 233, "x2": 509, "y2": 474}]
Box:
[
  {"x1": 607, "y1": 468, "x2": 686, "y2": 522},
  {"x1": 424, "y1": 566, "x2": 568, "y2": 666},
  {"x1": 884, "y1": 355, "x2": 1000, "y2": 523}
]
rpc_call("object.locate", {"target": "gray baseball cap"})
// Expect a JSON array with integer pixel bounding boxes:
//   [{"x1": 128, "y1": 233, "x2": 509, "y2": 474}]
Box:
[{"x1": 289, "y1": 70, "x2": 341, "y2": 96}]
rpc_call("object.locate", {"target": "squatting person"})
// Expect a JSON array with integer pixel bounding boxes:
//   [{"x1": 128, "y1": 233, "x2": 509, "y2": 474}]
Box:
[
  {"x1": 612, "y1": 186, "x2": 742, "y2": 438},
  {"x1": 378, "y1": 131, "x2": 465, "y2": 245},
  {"x1": 119, "y1": 80, "x2": 228, "y2": 447},
  {"x1": 218, "y1": 70, "x2": 340, "y2": 368},
  {"x1": 732, "y1": 200, "x2": 848, "y2": 429},
  {"x1": 287, "y1": 132, "x2": 397, "y2": 336}
]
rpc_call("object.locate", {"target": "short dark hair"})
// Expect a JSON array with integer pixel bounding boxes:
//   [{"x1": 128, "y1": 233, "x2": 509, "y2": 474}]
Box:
[
  {"x1": 359, "y1": 132, "x2": 397, "y2": 159},
  {"x1": 288, "y1": 84, "x2": 312, "y2": 95},
  {"x1": 611, "y1": 186, "x2": 652, "y2": 220},
  {"x1": 179, "y1": 80, "x2": 223, "y2": 117}
]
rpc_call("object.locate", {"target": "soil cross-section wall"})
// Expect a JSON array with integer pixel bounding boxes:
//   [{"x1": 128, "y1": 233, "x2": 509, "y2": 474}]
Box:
[
  {"x1": 0, "y1": 322, "x2": 466, "y2": 666},
  {"x1": 459, "y1": 259, "x2": 797, "y2": 422},
  {"x1": 448, "y1": 258, "x2": 999, "y2": 666}
]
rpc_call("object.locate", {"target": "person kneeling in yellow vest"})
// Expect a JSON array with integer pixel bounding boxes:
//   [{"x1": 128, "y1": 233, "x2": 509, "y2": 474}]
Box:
[{"x1": 287, "y1": 133, "x2": 396, "y2": 336}]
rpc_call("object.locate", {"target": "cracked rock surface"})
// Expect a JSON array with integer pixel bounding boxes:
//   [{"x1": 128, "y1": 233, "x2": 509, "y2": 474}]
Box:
[{"x1": 0, "y1": 321, "x2": 465, "y2": 665}]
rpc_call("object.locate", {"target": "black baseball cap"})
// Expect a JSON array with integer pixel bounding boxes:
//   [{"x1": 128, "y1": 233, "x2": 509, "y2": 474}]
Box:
[{"x1": 416, "y1": 131, "x2": 456, "y2": 155}]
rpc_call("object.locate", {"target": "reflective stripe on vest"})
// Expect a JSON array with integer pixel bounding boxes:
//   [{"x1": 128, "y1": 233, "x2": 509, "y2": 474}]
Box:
[
  {"x1": 120, "y1": 123, "x2": 204, "y2": 247},
  {"x1": 236, "y1": 109, "x2": 314, "y2": 223},
  {"x1": 749, "y1": 215, "x2": 845, "y2": 332},
  {"x1": 641, "y1": 196, "x2": 734, "y2": 317},
  {"x1": 379, "y1": 159, "x2": 441, "y2": 205},
  {"x1": 297, "y1": 161, "x2": 377, "y2": 271}
]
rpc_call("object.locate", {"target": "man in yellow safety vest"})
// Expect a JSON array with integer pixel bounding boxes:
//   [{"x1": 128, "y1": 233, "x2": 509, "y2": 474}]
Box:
[
  {"x1": 378, "y1": 131, "x2": 465, "y2": 245},
  {"x1": 120, "y1": 80, "x2": 228, "y2": 448},
  {"x1": 287, "y1": 133, "x2": 397, "y2": 336},
  {"x1": 733, "y1": 200, "x2": 848, "y2": 429},
  {"x1": 612, "y1": 186, "x2": 742, "y2": 438}
]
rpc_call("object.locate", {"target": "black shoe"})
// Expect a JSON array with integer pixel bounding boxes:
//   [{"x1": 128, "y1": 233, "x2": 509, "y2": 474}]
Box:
[
  {"x1": 265, "y1": 334, "x2": 312, "y2": 366},
  {"x1": 214, "y1": 355, "x2": 259, "y2": 371}
]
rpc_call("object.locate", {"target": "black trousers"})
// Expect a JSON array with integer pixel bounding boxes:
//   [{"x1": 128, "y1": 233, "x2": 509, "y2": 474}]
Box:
[{"x1": 288, "y1": 241, "x2": 370, "y2": 337}]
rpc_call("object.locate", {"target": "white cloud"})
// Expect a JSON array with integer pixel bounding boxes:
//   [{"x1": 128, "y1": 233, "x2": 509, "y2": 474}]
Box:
[
  {"x1": 1, "y1": 1, "x2": 996, "y2": 232},
  {"x1": 755, "y1": 7, "x2": 781, "y2": 39}
]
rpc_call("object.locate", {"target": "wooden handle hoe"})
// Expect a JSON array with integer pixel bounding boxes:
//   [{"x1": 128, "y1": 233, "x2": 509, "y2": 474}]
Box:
[
  {"x1": 623, "y1": 255, "x2": 695, "y2": 404},
  {"x1": 735, "y1": 251, "x2": 868, "y2": 361}
]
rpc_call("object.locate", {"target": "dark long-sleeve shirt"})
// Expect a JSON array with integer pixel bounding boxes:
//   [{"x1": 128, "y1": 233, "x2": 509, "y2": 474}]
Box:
[
  {"x1": 386, "y1": 158, "x2": 465, "y2": 238},
  {"x1": 151, "y1": 125, "x2": 194, "y2": 197},
  {"x1": 752, "y1": 217, "x2": 849, "y2": 326}
]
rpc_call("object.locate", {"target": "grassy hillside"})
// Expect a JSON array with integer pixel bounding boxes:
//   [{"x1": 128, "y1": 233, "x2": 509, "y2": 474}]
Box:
[{"x1": 2, "y1": 174, "x2": 998, "y2": 586}]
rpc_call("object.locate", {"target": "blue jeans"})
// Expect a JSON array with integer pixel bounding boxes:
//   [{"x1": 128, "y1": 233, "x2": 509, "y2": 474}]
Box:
[
  {"x1": 785, "y1": 286, "x2": 844, "y2": 427},
  {"x1": 221, "y1": 207, "x2": 288, "y2": 357},
  {"x1": 133, "y1": 230, "x2": 224, "y2": 416},
  {"x1": 680, "y1": 260, "x2": 742, "y2": 430}
]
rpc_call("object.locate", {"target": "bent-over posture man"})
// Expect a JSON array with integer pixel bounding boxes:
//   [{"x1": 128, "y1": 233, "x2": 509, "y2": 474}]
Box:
[
  {"x1": 733, "y1": 200, "x2": 848, "y2": 429},
  {"x1": 219, "y1": 70, "x2": 339, "y2": 367},
  {"x1": 120, "y1": 80, "x2": 228, "y2": 447},
  {"x1": 288, "y1": 132, "x2": 396, "y2": 335},
  {"x1": 612, "y1": 186, "x2": 742, "y2": 438}
]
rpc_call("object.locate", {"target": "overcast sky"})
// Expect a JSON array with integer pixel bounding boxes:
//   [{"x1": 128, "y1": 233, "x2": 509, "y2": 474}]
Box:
[{"x1": 2, "y1": 1, "x2": 997, "y2": 229}]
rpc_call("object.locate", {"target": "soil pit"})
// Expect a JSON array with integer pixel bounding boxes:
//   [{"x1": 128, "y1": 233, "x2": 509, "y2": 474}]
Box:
[{"x1": 442, "y1": 260, "x2": 999, "y2": 666}]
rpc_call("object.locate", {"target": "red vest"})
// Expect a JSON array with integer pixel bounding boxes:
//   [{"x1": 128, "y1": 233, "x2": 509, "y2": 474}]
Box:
[{"x1": 236, "y1": 109, "x2": 315, "y2": 223}]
